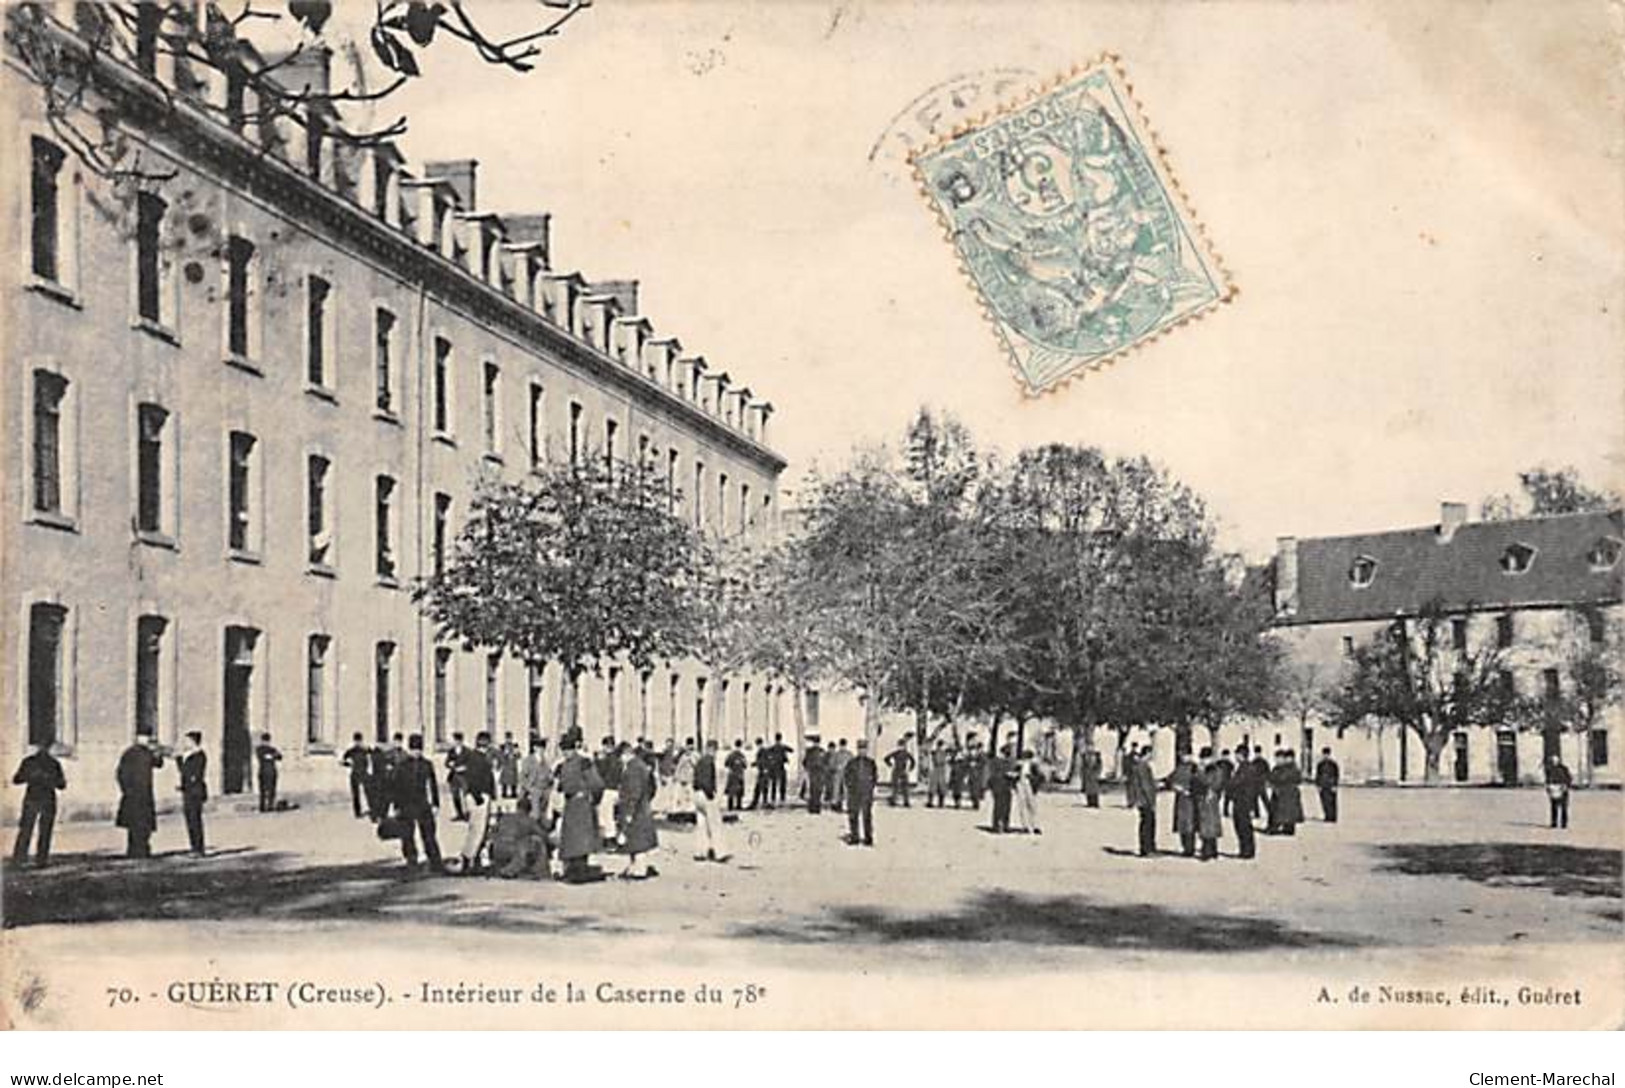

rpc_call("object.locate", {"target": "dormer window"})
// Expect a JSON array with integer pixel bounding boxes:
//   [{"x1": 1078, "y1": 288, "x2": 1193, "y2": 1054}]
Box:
[
  {"x1": 1587, "y1": 536, "x2": 1622, "y2": 571},
  {"x1": 1499, "y1": 542, "x2": 1537, "y2": 575},
  {"x1": 1348, "y1": 555, "x2": 1378, "y2": 589}
]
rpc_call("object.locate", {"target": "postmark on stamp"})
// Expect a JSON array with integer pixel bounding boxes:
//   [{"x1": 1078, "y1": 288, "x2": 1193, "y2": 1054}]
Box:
[{"x1": 909, "y1": 55, "x2": 1235, "y2": 396}]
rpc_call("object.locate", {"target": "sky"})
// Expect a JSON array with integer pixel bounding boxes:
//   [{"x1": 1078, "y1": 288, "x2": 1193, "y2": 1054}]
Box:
[{"x1": 355, "y1": 0, "x2": 1622, "y2": 559}]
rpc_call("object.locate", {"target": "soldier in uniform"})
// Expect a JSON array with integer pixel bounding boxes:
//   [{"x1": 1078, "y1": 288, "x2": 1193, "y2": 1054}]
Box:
[
  {"x1": 617, "y1": 744, "x2": 660, "y2": 878},
  {"x1": 1268, "y1": 750, "x2": 1305, "y2": 835},
  {"x1": 803, "y1": 735, "x2": 828, "y2": 815},
  {"x1": 1080, "y1": 746, "x2": 1103, "y2": 809},
  {"x1": 927, "y1": 739, "x2": 952, "y2": 808},
  {"x1": 595, "y1": 737, "x2": 624, "y2": 846},
  {"x1": 827, "y1": 738, "x2": 852, "y2": 812},
  {"x1": 497, "y1": 732, "x2": 521, "y2": 802},
  {"x1": 1197, "y1": 748, "x2": 1225, "y2": 861},
  {"x1": 556, "y1": 729, "x2": 605, "y2": 882},
  {"x1": 692, "y1": 739, "x2": 729, "y2": 862},
  {"x1": 843, "y1": 738, "x2": 879, "y2": 847},
  {"x1": 458, "y1": 732, "x2": 497, "y2": 874},
  {"x1": 1131, "y1": 746, "x2": 1159, "y2": 857},
  {"x1": 987, "y1": 743, "x2": 1017, "y2": 833},
  {"x1": 724, "y1": 740, "x2": 749, "y2": 811},
  {"x1": 1226, "y1": 744, "x2": 1262, "y2": 860},
  {"x1": 964, "y1": 736, "x2": 988, "y2": 810},
  {"x1": 11, "y1": 738, "x2": 66, "y2": 866},
  {"x1": 1170, "y1": 749, "x2": 1199, "y2": 857},
  {"x1": 341, "y1": 733, "x2": 373, "y2": 819},
  {"x1": 885, "y1": 737, "x2": 916, "y2": 807},
  {"x1": 392, "y1": 734, "x2": 445, "y2": 874},
  {"x1": 1314, "y1": 747, "x2": 1341, "y2": 823},
  {"x1": 253, "y1": 732, "x2": 281, "y2": 813},
  {"x1": 768, "y1": 733, "x2": 792, "y2": 808},
  {"x1": 518, "y1": 737, "x2": 553, "y2": 823},
  {"x1": 177, "y1": 731, "x2": 209, "y2": 857},
  {"x1": 444, "y1": 733, "x2": 470, "y2": 821}
]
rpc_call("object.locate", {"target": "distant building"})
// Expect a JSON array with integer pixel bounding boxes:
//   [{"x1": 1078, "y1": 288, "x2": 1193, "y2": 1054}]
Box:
[
  {"x1": 3, "y1": 6, "x2": 792, "y2": 816},
  {"x1": 1268, "y1": 503, "x2": 1622, "y2": 786}
]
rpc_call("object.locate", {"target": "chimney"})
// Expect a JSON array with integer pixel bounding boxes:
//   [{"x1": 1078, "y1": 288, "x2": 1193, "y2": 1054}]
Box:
[
  {"x1": 505, "y1": 214, "x2": 551, "y2": 268},
  {"x1": 1274, "y1": 536, "x2": 1299, "y2": 617},
  {"x1": 423, "y1": 159, "x2": 478, "y2": 210},
  {"x1": 592, "y1": 279, "x2": 640, "y2": 316},
  {"x1": 1438, "y1": 501, "x2": 1468, "y2": 544}
]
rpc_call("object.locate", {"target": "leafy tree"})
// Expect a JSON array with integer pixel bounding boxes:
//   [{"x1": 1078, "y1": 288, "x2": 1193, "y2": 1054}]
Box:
[
  {"x1": 1480, "y1": 466, "x2": 1621, "y2": 521},
  {"x1": 1327, "y1": 601, "x2": 1517, "y2": 784},
  {"x1": 413, "y1": 459, "x2": 699, "y2": 738}
]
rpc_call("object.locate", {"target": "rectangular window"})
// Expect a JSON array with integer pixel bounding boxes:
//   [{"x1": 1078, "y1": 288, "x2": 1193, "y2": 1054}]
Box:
[
  {"x1": 433, "y1": 646, "x2": 452, "y2": 744},
  {"x1": 742, "y1": 680, "x2": 752, "y2": 735},
  {"x1": 433, "y1": 492, "x2": 451, "y2": 577},
  {"x1": 136, "y1": 403, "x2": 167, "y2": 534},
  {"x1": 527, "y1": 661, "x2": 545, "y2": 738},
  {"x1": 606, "y1": 666, "x2": 621, "y2": 739},
  {"x1": 1591, "y1": 728, "x2": 1609, "y2": 768},
  {"x1": 528, "y1": 382, "x2": 545, "y2": 469},
  {"x1": 741, "y1": 483, "x2": 751, "y2": 532},
  {"x1": 486, "y1": 653, "x2": 502, "y2": 734},
  {"x1": 806, "y1": 688, "x2": 822, "y2": 731},
  {"x1": 569, "y1": 401, "x2": 583, "y2": 466},
  {"x1": 1586, "y1": 611, "x2": 1606, "y2": 645},
  {"x1": 432, "y1": 336, "x2": 453, "y2": 435},
  {"x1": 306, "y1": 634, "x2": 331, "y2": 745},
  {"x1": 668, "y1": 673, "x2": 681, "y2": 739},
  {"x1": 306, "y1": 275, "x2": 331, "y2": 388},
  {"x1": 135, "y1": 191, "x2": 166, "y2": 323},
  {"x1": 1451, "y1": 617, "x2": 1468, "y2": 652},
  {"x1": 604, "y1": 418, "x2": 618, "y2": 472},
  {"x1": 374, "y1": 308, "x2": 396, "y2": 414},
  {"x1": 135, "y1": 614, "x2": 166, "y2": 739},
  {"x1": 227, "y1": 431, "x2": 256, "y2": 553},
  {"x1": 667, "y1": 449, "x2": 679, "y2": 511},
  {"x1": 719, "y1": 678, "x2": 731, "y2": 738},
  {"x1": 482, "y1": 361, "x2": 500, "y2": 455},
  {"x1": 374, "y1": 641, "x2": 396, "y2": 742},
  {"x1": 694, "y1": 676, "x2": 707, "y2": 742},
  {"x1": 1496, "y1": 614, "x2": 1514, "y2": 649},
  {"x1": 1339, "y1": 636, "x2": 1354, "y2": 657},
  {"x1": 225, "y1": 235, "x2": 256, "y2": 359},
  {"x1": 375, "y1": 475, "x2": 397, "y2": 581},
  {"x1": 637, "y1": 434, "x2": 651, "y2": 477},
  {"x1": 718, "y1": 472, "x2": 729, "y2": 532},
  {"x1": 1542, "y1": 667, "x2": 1561, "y2": 701},
  {"x1": 694, "y1": 461, "x2": 705, "y2": 528},
  {"x1": 31, "y1": 137, "x2": 65, "y2": 283},
  {"x1": 307, "y1": 454, "x2": 332, "y2": 568},
  {"x1": 28, "y1": 603, "x2": 66, "y2": 747},
  {"x1": 32, "y1": 371, "x2": 67, "y2": 515},
  {"x1": 1498, "y1": 669, "x2": 1516, "y2": 699},
  {"x1": 639, "y1": 670, "x2": 652, "y2": 736}
]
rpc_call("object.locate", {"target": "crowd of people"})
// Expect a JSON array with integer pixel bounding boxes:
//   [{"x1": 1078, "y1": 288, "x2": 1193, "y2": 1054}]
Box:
[{"x1": 3, "y1": 724, "x2": 1584, "y2": 872}]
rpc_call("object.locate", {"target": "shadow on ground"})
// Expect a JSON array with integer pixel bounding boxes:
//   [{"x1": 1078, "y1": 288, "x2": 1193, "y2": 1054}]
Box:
[
  {"x1": 0, "y1": 851, "x2": 638, "y2": 936},
  {"x1": 1374, "y1": 843, "x2": 1623, "y2": 900},
  {"x1": 731, "y1": 889, "x2": 1367, "y2": 953}
]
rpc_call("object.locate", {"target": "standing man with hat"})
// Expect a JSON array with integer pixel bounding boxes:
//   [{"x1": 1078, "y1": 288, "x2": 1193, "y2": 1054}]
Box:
[
  {"x1": 843, "y1": 738, "x2": 878, "y2": 847},
  {"x1": 177, "y1": 731, "x2": 208, "y2": 857},
  {"x1": 392, "y1": 734, "x2": 445, "y2": 874},
  {"x1": 11, "y1": 737, "x2": 66, "y2": 867},
  {"x1": 803, "y1": 735, "x2": 828, "y2": 815},
  {"x1": 254, "y1": 732, "x2": 281, "y2": 813},
  {"x1": 115, "y1": 734, "x2": 165, "y2": 858},
  {"x1": 341, "y1": 732, "x2": 373, "y2": 820}
]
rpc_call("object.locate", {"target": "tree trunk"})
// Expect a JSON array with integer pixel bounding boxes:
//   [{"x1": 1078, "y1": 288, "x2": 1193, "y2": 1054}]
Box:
[
  {"x1": 1422, "y1": 729, "x2": 1450, "y2": 785},
  {"x1": 791, "y1": 682, "x2": 808, "y2": 755},
  {"x1": 861, "y1": 690, "x2": 881, "y2": 750},
  {"x1": 989, "y1": 710, "x2": 1003, "y2": 754},
  {"x1": 1015, "y1": 715, "x2": 1028, "y2": 756},
  {"x1": 1373, "y1": 722, "x2": 1386, "y2": 782}
]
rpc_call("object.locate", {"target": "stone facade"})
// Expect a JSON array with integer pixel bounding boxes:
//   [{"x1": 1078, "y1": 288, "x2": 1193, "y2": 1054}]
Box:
[{"x1": 2, "y1": 7, "x2": 789, "y2": 816}]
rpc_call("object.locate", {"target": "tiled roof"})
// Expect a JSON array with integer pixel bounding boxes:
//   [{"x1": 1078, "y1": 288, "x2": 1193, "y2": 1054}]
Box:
[{"x1": 1277, "y1": 510, "x2": 1624, "y2": 625}]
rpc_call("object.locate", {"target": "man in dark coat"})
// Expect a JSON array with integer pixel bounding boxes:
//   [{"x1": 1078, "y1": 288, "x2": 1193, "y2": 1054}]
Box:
[
  {"x1": 444, "y1": 733, "x2": 470, "y2": 821},
  {"x1": 1131, "y1": 748, "x2": 1159, "y2": 857},
  {"x1": 341, "y1": 733, "x2": 373, "y2": 819},
  {"x1": 724, "y1": 740, "x2": 748, "y2": 811},
  {"x1": 596, "y1": 738, "x2": 624, "y2": 846},
  {"x1": 827, "y1": 738, "x2": 852, "y2": 812},
  {"x1": 885, "y1": 738, "x2": 915, "y2": 807},
  {"x1": 803, "y1": 737, "x2": 828, "y2": 815},
  {"x1": 458, "y1": 733, "x2": 497, "y2": 874},
  {"x1": 749, "y1": 738, "x2": 771, "y2": 810},
  {"x1": 693, "y1": 739, "x2": 728, "y2": 862},
  {"x1": 177, "y1": 731, "x2": 208, "y2": 857},
  {"x1": 12, "y1": 739, "x2": 66, "y2": 866},
  {"x1": 1216, "y1": 749, "x2": 1235, "y2": 816},
  {"x1": 1197, "y1": 749, "x2": 1225, "y2": 861},
  {"x1": 1123, "y1": 744, "x2": 1141, "y2": 809},
  {"x1": 1314, "y1": 747, "x2": 1341, "y2": 823},
  {"x1": 964, "y1": 737, "x2": 987, "y2": 810},
  {"x1": 1169, "y1": 751, "x2": 1199, "y2": 857},
  {"x1": 369, "y1": 736, "x2": 403, "y2": 820},
  {"x1": 987, "y1": 743, "x2": 1017, "y2": 833},
  {"x1": 253, "y1": 732, "x2": 281, "y2": 813},
  {"x1": 843, "y1": 738, "x2": 879, "y2": 846},
  {"x1": 1078, "y1": 746, "x2": 1102, "y2": 808},
  {"x1": 1227, "y1": 744, "x2": 1262, "y2": 859},
  {"x1": 768, "y1": 733, "x2": 792, "y2": 807},
  {"x1": 1268, "y1": 751, "x2": 1304, "y2": 835},
  {"x1": 115, "y1": 735, "x2": 165, "y2": 858},
  {"x1": 617, "y1": 746, "x2": 660, "y2": 878},
  {"x1": 1252, "y1": 747, "x2": 1274, "y2": 825},
  {"x1": 497, "y1": 732, "x2": 521, "y2": 800},
  {"x1": 391, "y1": 734, "x2": 445, "y2": 873},
  {"x1": 557, "y1": 730, "x2": 605, "y2": 881}
]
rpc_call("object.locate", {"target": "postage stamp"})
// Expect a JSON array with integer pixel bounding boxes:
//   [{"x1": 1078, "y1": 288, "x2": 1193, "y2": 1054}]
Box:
[{"x1": 909, "y1": 55, "x2": 1235, "y2": 396}]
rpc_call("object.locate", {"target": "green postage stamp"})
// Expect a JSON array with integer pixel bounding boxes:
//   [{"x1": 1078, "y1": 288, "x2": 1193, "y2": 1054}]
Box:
[{"x1": 910, "y1": 56, "x2": 1234, "y2": 396}]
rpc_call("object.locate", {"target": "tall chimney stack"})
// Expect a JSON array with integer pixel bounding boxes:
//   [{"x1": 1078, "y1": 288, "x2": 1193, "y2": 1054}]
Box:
[
  {"x1": 1438, "y1": 501, "x2": 1468, "y2": 544},
  {"x1": 424, "y1": 159, "x2": 478, "y2": 210},
  {"x1": 1274, "y1": 536, "x2": 1299, "y2": 617}
]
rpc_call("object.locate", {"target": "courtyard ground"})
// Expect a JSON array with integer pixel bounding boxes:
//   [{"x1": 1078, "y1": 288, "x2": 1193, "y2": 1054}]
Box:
[{"x1": 3, "y1": 786, "x2": 1620, "y2": 1028}]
